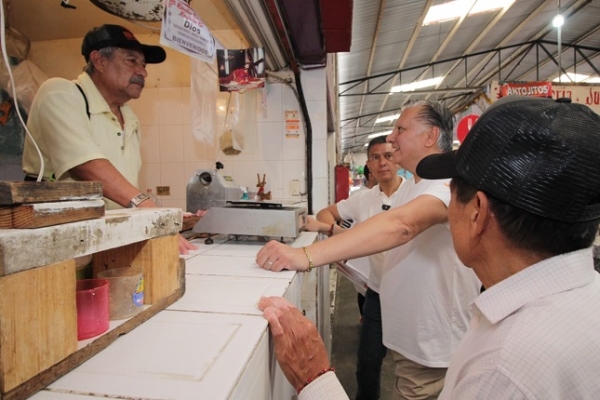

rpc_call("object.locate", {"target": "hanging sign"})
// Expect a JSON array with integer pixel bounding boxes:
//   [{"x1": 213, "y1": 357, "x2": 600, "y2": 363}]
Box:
[
  {"x1": 457, "y1": 114, "x2": 479, "y2": 143},
  {"x1": 160, "y1": 0, "x2": 216, "y2": 62},
  {"x1": 500, "y1": 82, "x2": 552, "y2": 98}
]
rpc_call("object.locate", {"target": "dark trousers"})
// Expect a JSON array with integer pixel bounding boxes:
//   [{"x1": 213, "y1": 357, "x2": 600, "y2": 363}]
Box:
[
  {"x1": 356, "y1": 288, "x2": 387, "y2": 400},
  {"x1": 357, "y1": 292, "x2": 365, "y2": 316}
]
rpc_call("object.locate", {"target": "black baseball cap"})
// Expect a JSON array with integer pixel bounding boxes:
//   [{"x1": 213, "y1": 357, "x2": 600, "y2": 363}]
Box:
[
  {"x1": 416, "y1": 96, "x2": 600, "y2": 222},
  {"x1": 81, "y1": 24, "x2": 166, "y2": 64}
]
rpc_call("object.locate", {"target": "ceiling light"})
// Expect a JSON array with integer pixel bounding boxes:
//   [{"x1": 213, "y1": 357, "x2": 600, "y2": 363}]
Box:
[
  {"x1": 390, "y1": 77, "x2": 444, "y2": 93},
  {"x1": 367, "y1": 130, "x2": 392, "y2": 139},
  {"x1": 553, "y1": 73, "x2": 589, "y2": 82},
  {"x1": 423, "y1": 0, "x2": 514, "y2": 26},
  {"x1": 553, "y1": 14, "x2": 564, "y2": 27},
  {"x1": 375, "y1": 114, "x2": 400, "y2": 124}
]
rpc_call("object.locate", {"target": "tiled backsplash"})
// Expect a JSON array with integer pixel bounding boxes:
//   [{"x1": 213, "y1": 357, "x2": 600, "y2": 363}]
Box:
[{"x1": 130, "y1": 83, "x2": 313, "y2": 211}]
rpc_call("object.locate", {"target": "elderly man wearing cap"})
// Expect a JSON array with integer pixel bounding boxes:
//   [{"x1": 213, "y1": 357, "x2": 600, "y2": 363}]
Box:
[
  {"x1": 22, "y1": 24, "x2": 197, "y2": 254},
  {"x1": 258, "y1": 96, "x2": 600, "y2": 399}
]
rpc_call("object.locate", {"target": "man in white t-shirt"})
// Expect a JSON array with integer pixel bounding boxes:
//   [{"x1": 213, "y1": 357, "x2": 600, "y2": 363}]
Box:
[
  {"x1": 306, "y1": 135, "x2": 404, "y2": 400},
  {"x1": 257, "y1": 100, "x2": 480, "y2": 399}
]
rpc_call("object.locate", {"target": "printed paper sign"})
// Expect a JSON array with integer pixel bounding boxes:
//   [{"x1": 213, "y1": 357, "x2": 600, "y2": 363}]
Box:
[
  {"x1": 285, "y1": 110, "x2": 300, "y2": 138},
  {"x1": 160, "y1": 0, "x2": 216, "y2": 62}
]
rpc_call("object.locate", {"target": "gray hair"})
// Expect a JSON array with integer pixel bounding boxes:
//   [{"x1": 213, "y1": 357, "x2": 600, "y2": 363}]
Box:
[
  {"x1": 83, "y1": 46, "x2": 119, "y2": 75},
  {"x1": 401, "y1": 100, "x2": 454, "y2": 152}
]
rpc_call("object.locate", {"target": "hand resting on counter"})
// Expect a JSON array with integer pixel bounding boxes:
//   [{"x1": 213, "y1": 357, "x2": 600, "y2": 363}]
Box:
[{"x1": 258, "y1": 296, "x2": 331, "y2": 393}]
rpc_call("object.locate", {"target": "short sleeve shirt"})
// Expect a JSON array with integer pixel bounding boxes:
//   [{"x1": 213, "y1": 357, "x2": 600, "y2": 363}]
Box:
[{"x1": 23, "y1": 73, "x2": 142, "y2": 209}]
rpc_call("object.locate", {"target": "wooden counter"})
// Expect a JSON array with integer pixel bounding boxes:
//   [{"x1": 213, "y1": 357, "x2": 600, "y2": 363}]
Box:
[{"x1": 0, "y1": 208, "x2": 184, "y2": 400}]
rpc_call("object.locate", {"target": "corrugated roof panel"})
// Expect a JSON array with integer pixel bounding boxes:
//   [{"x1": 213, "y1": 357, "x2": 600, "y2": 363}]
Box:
[{"x1": 335, "y1": 0, "x2": 600, "y2": 152}]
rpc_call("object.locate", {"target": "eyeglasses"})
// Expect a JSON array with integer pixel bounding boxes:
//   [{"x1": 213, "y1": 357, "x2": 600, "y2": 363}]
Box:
[
  {"x1": 382, "y1": 204, "x2": 391, "y2": 210},
  {"x1": 369, "y1": 153, "x2": 394, "y2": 162}
]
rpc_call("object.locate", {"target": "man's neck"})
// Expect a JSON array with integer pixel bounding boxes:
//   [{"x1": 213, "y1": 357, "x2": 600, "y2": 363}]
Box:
[
  {"x1": 379, "y1": 175, "x2": 402, "y2": 197},
  {"x1": 88, "y1": 73, "x2": 126, "y2": 122}
]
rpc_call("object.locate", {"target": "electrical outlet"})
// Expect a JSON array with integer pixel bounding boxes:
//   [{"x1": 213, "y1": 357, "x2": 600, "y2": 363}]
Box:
[
  {"x1": 156, "y1": 186, "x2": 170, "y2": 196},
  {"x1": 290, "y1": 180, "x2": 300, "y2": 196}
]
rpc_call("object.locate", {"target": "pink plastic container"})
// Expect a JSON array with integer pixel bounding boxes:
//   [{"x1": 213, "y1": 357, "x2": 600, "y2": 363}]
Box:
[{"x1": 76, "y1": 279, "x2": 110, "y2": 340}]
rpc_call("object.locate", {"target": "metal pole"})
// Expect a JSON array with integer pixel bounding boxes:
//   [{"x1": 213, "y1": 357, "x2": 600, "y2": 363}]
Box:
[
  {"x1": 558, "y1": 24, "x2": 562, "y2": 82},
  {"x1": 558, "y1": 0, "x2": 562, "y2": 82}
]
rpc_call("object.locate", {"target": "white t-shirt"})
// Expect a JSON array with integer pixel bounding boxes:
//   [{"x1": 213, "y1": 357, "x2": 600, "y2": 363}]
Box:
[
  {"x1": 440, "y1": 248, "x2": 600, "y2": 399},
  {"x1": 380, "y1": 178, "x2": 480, "y2": 367},
  {"x1": 336, "y1": 181, "x2": 405, "y2": 293}
]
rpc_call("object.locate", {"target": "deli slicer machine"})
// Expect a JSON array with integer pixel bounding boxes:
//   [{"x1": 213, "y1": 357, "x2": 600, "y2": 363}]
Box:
[
  {"x1": 186, "y1": 163, "x2": 242, "y2": 212},
  {"x1": 186, "y1": 164, "x2": 307, "y2": 244}
]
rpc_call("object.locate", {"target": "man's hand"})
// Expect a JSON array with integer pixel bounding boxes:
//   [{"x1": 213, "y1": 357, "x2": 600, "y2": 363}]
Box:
[
  {"x1": 258, "y1": 297, "x2": 330, "y2": 392},
  {"x1": 178, "y1": 233, "x2": 198, "y2": 255},
  {"x1": 256, "y1": 240, "x2": 309, "y2": 271}
]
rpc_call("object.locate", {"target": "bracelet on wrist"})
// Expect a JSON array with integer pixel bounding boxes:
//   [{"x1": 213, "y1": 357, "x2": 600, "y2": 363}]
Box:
[
  {"x1": 302, "y1": 246, "x2": 314, "y2": 272},
  {"x1": 298, "y1": 367, "x2": 336, "y2": 393}
]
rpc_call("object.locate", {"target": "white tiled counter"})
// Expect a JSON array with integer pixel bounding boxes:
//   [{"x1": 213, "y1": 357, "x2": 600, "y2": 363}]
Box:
[{"x1": 30, "y1": 232, "x2": 321, "y2": 400}]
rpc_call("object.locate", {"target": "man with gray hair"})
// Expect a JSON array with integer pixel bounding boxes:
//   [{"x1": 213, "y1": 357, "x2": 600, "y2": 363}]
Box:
[{"x1": 257, "y1": 100, "x2": 480, "y2": 399}]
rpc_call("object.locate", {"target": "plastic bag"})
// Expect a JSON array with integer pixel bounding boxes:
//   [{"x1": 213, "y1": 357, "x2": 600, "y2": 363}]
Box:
[{"x1": 190, "y1": 58, "x2": 217, "y2": 145}]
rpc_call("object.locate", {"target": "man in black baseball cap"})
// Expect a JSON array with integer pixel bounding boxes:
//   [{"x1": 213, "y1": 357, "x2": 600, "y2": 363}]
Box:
[
  {"x1": 24, "y1": 25, "x2": 197, "y2": 255},
  {"x1": 416, "y1": 96, "x2": 600, "y2": 398},
  {"x1": 81, "y1": 24, "x2": 166, "y2": 64}
]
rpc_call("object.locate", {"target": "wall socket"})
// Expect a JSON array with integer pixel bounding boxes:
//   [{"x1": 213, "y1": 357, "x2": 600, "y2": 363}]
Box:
[
  {"x1": 290, "y1": 180, "x2": 300, "y2": 196},
  {"x1": 156, "y1": 186, "x2": 170, "y2": 196}
]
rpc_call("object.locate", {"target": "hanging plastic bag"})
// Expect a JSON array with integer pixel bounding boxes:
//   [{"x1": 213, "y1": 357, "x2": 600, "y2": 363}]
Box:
[{"x1": 190, "y1": 58, "x2": 217, "y2": 145}]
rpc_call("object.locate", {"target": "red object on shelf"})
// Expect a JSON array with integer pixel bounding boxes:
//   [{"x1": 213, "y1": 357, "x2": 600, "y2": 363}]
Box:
[{"x1": 335, "y1": 165, "x2": 350, "y2": 202}]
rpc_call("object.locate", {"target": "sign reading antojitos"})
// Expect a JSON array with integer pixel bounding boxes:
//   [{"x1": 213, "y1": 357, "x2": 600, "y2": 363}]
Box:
[{"x1": 500, "y1": 82, "x2": 552, "y2": 98}]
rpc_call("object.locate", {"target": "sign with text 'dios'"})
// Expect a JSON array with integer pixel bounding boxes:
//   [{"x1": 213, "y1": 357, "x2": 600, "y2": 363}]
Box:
[{"x1": 161, "y1": 0, "x2": 216, "y2": 62}]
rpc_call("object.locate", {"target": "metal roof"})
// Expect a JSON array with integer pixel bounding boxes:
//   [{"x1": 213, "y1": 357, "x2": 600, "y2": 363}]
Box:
[{"x1": 338, "y1": 0, "x2": 600, "y2": 154}]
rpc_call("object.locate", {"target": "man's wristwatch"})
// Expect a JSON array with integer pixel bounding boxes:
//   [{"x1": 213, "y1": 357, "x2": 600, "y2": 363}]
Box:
[{"x1": 128, "y1": 192, "x2": 151, "y2": 208}]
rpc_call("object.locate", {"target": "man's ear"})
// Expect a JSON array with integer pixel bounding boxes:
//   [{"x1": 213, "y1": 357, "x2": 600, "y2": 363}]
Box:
[
  {"x1": 471, "y1": 191, "x2": 492, "y2": 237},
  {"x1": 88, "y1": 50, "x2": 106, "y2": 72},
  {"x1": 425, "y1": 126, "x2": 440, "y2": 148}
]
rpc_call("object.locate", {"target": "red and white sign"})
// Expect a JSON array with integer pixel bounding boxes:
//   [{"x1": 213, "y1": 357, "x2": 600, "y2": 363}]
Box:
[
  {"x1": 500, "y1": 82, "x2": 552, "y2": 98},
  {"x1": 457, "y1": 114, "x2": 479, "y2": 143}
]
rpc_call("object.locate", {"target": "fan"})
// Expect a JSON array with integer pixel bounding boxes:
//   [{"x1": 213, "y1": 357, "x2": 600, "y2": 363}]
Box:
[{"x1": 89, "y1": 0, "x2": 189, "y2": 22}]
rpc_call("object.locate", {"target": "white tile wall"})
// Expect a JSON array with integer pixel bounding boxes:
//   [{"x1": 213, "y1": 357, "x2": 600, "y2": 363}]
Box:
[{"x1": 134, "y1": 70, "x2": 328, "y2": 213}]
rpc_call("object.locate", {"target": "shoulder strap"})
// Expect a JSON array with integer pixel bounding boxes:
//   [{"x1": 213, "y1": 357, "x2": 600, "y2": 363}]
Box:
[{"x1": 74, "y1": 83, "x2": 90, "y2": 119}]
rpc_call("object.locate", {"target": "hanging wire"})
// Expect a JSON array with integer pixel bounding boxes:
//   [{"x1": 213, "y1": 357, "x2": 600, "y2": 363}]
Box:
[{"x1": 1, "y1": 0, "x2": 45, "y2": 181}]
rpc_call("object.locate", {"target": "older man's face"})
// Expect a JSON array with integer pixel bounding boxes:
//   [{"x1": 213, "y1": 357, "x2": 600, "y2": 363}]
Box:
[
  {"x1": 99, "y1": 48, "x2": 148, "y2": 101},
  {"x1": 386, "y1": 106, "x2": 432, "y2": 173}
]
